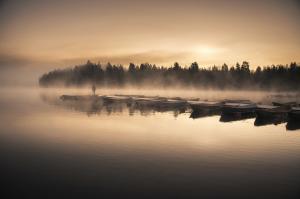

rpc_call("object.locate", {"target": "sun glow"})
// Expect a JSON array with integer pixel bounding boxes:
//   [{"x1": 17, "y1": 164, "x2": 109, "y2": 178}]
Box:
[{"x1": 193, "y1": 46, "x2": 224, "y2": 56}]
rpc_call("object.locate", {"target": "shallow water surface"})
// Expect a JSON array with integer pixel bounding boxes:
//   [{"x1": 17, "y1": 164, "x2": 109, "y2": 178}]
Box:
[{"x1": 1, "y1": 88, "x2": 300, "y2": 198}]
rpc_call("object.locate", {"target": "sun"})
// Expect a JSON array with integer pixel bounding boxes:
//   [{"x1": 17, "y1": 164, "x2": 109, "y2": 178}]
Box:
[{"x1": 193, "y1": 46, "x2": 222, "y2": 56}]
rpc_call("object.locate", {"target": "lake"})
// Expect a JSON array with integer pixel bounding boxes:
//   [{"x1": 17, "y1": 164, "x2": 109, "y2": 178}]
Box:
[{"x1": 1, "y1": 88, "x2": 300, "y2": 198}]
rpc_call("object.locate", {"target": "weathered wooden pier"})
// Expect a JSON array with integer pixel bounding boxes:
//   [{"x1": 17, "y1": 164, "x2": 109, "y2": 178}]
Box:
[{"x1": 59, "y1": 94, "x2": 300, "y2": 130}]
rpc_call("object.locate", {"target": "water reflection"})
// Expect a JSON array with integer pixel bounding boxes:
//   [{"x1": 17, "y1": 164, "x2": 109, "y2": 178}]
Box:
[
  {"x1": 220, "y1": 112, "x2": 256, "y2": 122},
  {"x1": 190, "y1": 109, "x2": 220, "y2": 119},
  {"x1": 254, "y1": 115, "x2": 287, "y2": 126},
  {"x1": 1, "y1": 89, "x2": 300, "y2": 198},
  {"x1": 40, "y1": 94, "x2": 300, "y2": 131},
  {"x1": 286, "y1": 119, "x2": 300, "y2": 131},
  {"x1": 40, "y1": 94, "x2": 188, "y2": 117}
]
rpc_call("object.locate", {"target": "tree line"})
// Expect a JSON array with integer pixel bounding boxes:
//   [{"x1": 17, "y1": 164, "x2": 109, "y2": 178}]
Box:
[{"x1": 39, "y1": 60, "x2": 300, "y2": 90}]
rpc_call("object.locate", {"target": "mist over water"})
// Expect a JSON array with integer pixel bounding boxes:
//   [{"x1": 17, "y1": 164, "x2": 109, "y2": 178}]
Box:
[
  {"x1": 1, "y1": 0, "x2": 300, "y2": 197},
  {"x1": 1, "y1": 87, "x2": 300, "y2": 198}
]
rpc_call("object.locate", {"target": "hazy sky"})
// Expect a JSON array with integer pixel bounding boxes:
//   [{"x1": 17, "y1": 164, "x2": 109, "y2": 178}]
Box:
[{"x1": 0, "y1": 0, "x2": 300, "y2": 71}]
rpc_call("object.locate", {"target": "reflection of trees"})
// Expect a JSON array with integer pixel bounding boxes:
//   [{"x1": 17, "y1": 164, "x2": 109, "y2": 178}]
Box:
[{"x1": 39, "y1": 61, "x2": 300, "y2": 90}]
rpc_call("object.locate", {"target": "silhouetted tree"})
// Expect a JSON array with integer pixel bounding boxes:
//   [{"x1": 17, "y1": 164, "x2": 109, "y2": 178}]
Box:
[
  {"x1": 189, "y1": 62, "x2": 199, "y2": 72},
  {"x1": 39, "y1": 60, "x2": 300, "y2": 90},
  {"x1": 222, "y1": 63, "x2": 228, "y2": 72},
  {"x1": 173, "y1": 62, "x2": 181, "y2": 71}
]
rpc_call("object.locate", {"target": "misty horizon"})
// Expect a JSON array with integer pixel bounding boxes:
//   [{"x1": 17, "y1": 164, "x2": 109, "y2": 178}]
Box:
[
  {"x1": 1, "y1": 0, "x2": 300, "y2": 77},
  {"x1": 39, "y1": 60, "x2": 300, "y2": 90},
  {"x1": 1, "y1": 0, "x2": 300, "y2": 198}
]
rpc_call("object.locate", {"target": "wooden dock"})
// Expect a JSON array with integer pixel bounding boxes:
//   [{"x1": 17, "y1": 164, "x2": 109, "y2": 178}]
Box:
[{"x1": 59, "y1": 94, "x2": 300, "y2": 129}]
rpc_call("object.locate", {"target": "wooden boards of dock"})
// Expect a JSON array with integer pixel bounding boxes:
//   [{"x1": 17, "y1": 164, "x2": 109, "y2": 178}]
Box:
[{"x1": 59, "y1": 94, "x2": 300, "y2": 129}]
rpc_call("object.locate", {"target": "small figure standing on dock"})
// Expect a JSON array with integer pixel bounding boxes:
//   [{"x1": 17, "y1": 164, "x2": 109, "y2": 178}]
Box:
[{"x1": 92, "y1": 84, "x2": 96, "y2": 95}]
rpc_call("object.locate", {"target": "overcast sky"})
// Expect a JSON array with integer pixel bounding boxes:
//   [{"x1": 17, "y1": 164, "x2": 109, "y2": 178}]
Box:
[{"x1": 0, "y1": 0, "x2": 299, "y2": 75}]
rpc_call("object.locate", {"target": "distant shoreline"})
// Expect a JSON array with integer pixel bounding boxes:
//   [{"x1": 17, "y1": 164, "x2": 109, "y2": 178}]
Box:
[{"x1": 39, "y1": 61, "x2": 300, "y2": 91}]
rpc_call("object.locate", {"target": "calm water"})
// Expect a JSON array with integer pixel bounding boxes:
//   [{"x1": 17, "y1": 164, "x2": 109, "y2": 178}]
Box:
[{"x1": 1, "y1": 88, "x2": 300, "y2": 198}]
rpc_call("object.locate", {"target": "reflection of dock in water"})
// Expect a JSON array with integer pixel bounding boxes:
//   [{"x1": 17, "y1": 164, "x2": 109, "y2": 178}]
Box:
[
  {"x1": 254, "y1": 116, "x2": 287, "y2": 126},
  {"x1": 220, "y1": 112, "x2": 256, "y2": 122},
  {"x1": 254, "y1": 105, "x2": 289, "y2": 126},
  {"x1": 190, "y1": 109, "x2": 220, "y2": 119},
  {"x1": 40, "y1": 94, "x2": 300, "y2": 131},
  {"x1": 286, "y1": 107, "x2": 300, "y2": 131},
  {"x1": 43, "y1": 94, "x2": 190, "y2": 117},
  {"x1": 286, "y1": 121, "x2": 300, "y2": 131},
  {"x1": 219, "y1": 102, "x2": 257, "y2": 122}
]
